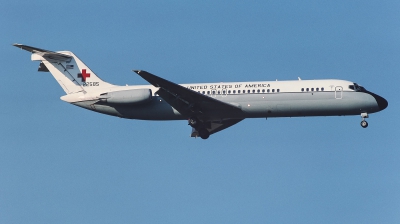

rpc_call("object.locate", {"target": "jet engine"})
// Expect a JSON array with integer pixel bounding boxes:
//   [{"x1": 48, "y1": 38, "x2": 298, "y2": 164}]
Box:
[{"x1": 99, "y1": 89, "x2": 152, "y2": 104}]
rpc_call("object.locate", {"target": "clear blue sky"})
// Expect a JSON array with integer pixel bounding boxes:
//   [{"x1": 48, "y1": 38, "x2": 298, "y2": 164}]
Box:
[{"x1": 1, "y1": 1, "x2": 399, "y2": 223}]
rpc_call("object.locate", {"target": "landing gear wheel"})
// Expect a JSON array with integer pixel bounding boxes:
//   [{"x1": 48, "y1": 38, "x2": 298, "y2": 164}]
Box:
[
  {"x1": 198, "y1": 128, "x2": 210, "y2": 139},
  {"x1": 361, "y1": 120, "x2": 368, "y2": 128},
  {"x1": 188, "y1": 117, "x2": 199, "y2": 128},
  {"x1": 360, "y1": 113, "x2": 369, "y2": 128}
]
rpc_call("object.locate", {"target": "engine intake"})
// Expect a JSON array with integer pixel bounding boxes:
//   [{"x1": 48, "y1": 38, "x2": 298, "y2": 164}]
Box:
[{"x1": 99, "y1": 89, "x2": 152, "y2": 104}]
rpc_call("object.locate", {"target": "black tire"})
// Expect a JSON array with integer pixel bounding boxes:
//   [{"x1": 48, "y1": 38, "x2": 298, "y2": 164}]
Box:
[
  {"x1": 361, "y1": 120, "x2": 368, "y2": 128},
  {"x1": 199, "y1": 128, "x2": 210, "y2": 139}
]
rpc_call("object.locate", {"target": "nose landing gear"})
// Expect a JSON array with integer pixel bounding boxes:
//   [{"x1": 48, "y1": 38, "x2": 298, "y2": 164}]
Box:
[
  {"x1": 360, "y1": 113, "x2": 369, "y2": 128},
  {"x1": 188, "y1": 117, "x2": 210, "y2": 139}
]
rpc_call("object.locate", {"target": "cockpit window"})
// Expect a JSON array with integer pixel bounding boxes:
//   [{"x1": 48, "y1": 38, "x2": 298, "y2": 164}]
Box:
[{"x1": 350, "y1": 83, "x2": 366, "y2": 92}]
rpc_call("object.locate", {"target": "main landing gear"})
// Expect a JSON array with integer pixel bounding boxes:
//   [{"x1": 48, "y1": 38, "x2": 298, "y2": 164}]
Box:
[
  {"x1": 188, "y1": 117, "x2": 210, "y2": 139},
  {"x1": 360, "y1": 112, "x2": 369, "y2": 128}
]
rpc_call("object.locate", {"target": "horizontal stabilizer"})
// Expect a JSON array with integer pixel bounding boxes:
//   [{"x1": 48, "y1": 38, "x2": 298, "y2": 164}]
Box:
[{"x1": 13, "y1": 43, "x2": 72, "y2": 61}]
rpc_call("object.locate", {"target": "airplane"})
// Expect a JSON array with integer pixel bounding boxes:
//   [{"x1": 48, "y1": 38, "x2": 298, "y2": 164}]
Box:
[{"x1": 13, "y1": 44, "x2": 388, "y2": 139}]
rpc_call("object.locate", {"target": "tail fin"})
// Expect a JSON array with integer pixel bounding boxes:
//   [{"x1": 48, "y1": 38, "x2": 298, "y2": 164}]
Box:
[{"x1": 13, "y1": 44, "x2": 114, "y2": 94}]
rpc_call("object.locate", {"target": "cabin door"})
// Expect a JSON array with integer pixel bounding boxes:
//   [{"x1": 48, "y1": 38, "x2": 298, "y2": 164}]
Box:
[{"x1": 335, "y1": 86, "x2": 343, "y2": 99}]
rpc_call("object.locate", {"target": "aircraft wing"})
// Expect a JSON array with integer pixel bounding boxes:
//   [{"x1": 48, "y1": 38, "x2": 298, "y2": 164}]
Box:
[{"x1": 133, "y1": 70, "x2": 243, "y2": 121}]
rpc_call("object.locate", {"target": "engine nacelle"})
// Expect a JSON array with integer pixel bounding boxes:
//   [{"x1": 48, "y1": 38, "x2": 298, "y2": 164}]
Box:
[{"x1": 99, "y1": 89, "x2": 152, "y2": 104}]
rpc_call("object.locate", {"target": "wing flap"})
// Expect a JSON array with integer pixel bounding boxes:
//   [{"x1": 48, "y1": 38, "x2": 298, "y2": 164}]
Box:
[{"x1": 191, "y1": 119, "x2": 244, "y2": 137}]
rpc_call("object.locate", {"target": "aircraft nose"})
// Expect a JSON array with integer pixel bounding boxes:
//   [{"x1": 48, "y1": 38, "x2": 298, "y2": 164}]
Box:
[
  {"x1": 368, "y1": 91, "x2": 388, "y2": 111},
  {"x1": 376, "y1": 95, "x2": 388, "y2": 111}
]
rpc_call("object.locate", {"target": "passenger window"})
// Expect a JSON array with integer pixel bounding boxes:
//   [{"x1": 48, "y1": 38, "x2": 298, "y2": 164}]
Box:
[
  {"x1": 316, "y1": 88, "x2": 319, "y2": 91},
  {"x1": 218, "y1": 91, "x2": 220, "y2": 94},
  {"x1": 238, "y1": 90, "x2": 241, "y2": 93},
  {"x1": 306, "y1": 88, "x2": 309, "y2": 91},
  {"x1": 257, "y1": 89, "x2": 260, "y2": 93},
  {"x1": 233, "y1": 90, "x2": 236, "y2": 94},
  {"x1": 311, "y1": 88, "x2": 314, "y2": 91},
  {"x1": 267, "y1": 89, "x2": 270, "y2": 93},
  {"x1": 202, "y1": 91, "x2": 205, "y2": 94},
  {"x1": 277, "y1": 89, "x2": 280, "y2": 92},
  {"x1": 272, "y1": 89, "x2": 275, "y2": 93},
  {"x1": 321, "y1": 87, "x2": 324, "y2": 91},
  {"x1": 262, "y1": 89, "x2": 265, "y2": 93},
  {"x1": 207, "y1": 91, "x2": 210, "y2": 94},
  {"x1": 301, "y1": 88, "x2": 304, "y2": 92},
  {"x1": 212, "y1": 90, "x2": 215, "y2": 94},
  {"x1": 248, "y1": 90, "x2": 251, "y2": 93},
  {"x1": 228, "y1": 90, "x2": 231, "y2": 94},
  {"x1": 252, "y1": 89, "x2": 255, "y2": 93}
]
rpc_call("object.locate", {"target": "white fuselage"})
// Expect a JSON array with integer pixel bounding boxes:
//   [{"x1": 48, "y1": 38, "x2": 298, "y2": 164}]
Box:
[{"x1": 64, "y1": 79, "x2": 385, "y2": 121}]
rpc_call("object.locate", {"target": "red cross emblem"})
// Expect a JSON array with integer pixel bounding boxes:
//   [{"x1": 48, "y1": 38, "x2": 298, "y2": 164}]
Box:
[{"x1": 78, "y1": 69, "x2": 90, "y2": 82}]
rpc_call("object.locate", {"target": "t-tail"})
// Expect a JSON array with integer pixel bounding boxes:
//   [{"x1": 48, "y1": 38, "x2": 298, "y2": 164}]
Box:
[{"x1": 13, "y1": 44, "x2": 114, "y2": 94}]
